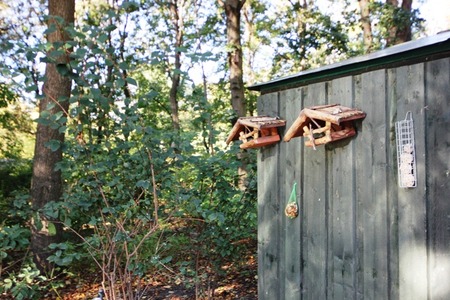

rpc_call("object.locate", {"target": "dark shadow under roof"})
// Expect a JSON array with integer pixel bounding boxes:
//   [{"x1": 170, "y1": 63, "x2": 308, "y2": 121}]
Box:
[{"x1": 248, "y1": 31, "x2": 450, "y2": 93}]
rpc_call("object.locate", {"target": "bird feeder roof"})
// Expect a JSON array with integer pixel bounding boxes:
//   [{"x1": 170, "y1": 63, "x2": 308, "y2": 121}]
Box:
[
  {"x1": 226, "y1": 116, "x2": 286, "y2": 144},
  {"x1": 284, "y1": 104, "x2": 366, "y2": 141}
]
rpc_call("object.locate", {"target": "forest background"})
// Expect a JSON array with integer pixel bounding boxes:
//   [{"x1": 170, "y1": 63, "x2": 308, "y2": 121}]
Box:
[{"x1": 0, "y1": 0, "x2": 448, "y2": 299}]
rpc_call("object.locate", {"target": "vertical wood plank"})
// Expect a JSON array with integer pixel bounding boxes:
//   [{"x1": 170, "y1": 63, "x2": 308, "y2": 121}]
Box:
[
  {"x1": 425, "y1": 57, "x2": 450, "y2": 300},
  {"x1": 396, "y1": 63, "x2": 428, "y2": 300},
  {"x1": 278, "y1": 90, "x2": 287, "y2": 300},
  {"x1": 353, "y1": 74, "x2": 364, "y2": 300},
  {"x1": 355, "y1": 70, "x2": 389, "y2": 300},
  {"x1": 328, "y1": 76, "x2": 357, "y2": 300},
  {"x1": 282, "y1": 87, "x2": 303, "y2": 299},
  {"x1": 386, "y1": 68, "x2": 400, "y2": 300},
  {"x1": 301, "y1": 83, "x2": 328, "y2": 300},
  {"x1": 257, "y1": 92, "x2": 281, "y2": 300}
]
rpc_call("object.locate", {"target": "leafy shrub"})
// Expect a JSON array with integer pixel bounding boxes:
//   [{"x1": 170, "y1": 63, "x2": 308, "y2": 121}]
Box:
[
  {"x1": 0, "y1": 264, "x2": 44, "y2": 300},
  {"x1": 0, "y1": 225, "x2": 30, "y2": 263},
  {"x1": 0, "y1": 159, "x2": 32, "y2": 226}
]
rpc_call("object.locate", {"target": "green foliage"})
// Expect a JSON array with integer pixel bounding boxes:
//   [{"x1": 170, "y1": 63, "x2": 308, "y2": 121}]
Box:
[
  {"x1": 47, "y1": 242, "x2": 83, "y2": 267},
  {"x1": 269, "y1": 1, "x2": 349, "y2": 76},
  {"x1": 370, "y1": 1, "x2": 424, "y2": 47},
  {"x1": 0, "y1": 83, "x2": 17, "y2": 108},
  {"x1": 0, "y1": 258, "x2": 66, "y2": 300},
  {"x1": 341, "y1": 0, "x2": 425, "y2": 54},
  {"x1": 0, "y1": 226, "x2": 45, "y2": 300},
  {"x1": 0, "y1": 225, "x2": 30, "y2": 261},
  {"x1": 0, "y1": 264, "x2": 44, "y2": 300},
  {"x1": 0, "y1": 159, "x2": 32, "y2": 226},
  {"x1": 0, "y1": 84, "x2": 35, "y2": 159},
  {"x1": 0, "y1": 1, "x2": 47, "y2": 100},
  {"x1": 21, "y1": 2, "x2": 256, "y2": 297}
]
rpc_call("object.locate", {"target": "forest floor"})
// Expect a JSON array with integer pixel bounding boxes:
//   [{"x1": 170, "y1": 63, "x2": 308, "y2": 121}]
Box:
[
  {"x1": 2, "y1": 227, "x2": 258, "y2": 300},
  {"x1": 55, "y1": 255, "x2": 257, "y2": 300},
  {"x1": 57, "y1": 258, "x2": 258, "y2": 300},
  {"x1": 1, "y1": 245, "x2": 257, "y2": 300},
  {"x1": 35, "y1": 242, "x2": 258, "y2": 300}
]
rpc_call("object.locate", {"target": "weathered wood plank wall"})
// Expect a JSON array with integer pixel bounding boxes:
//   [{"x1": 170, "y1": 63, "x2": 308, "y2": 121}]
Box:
[{"x1": 257, "y1": 57, "x2": 450, "y2": 300}]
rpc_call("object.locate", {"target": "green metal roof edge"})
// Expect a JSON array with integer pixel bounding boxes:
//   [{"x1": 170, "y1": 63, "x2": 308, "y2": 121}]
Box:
[{"x1": 248, "y1": 31, "x2": 450, "y2": 93}]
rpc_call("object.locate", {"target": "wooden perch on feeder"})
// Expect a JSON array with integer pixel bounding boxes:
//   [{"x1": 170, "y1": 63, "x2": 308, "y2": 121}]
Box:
[
  {"x1": 284, "y1": 104, "x2": 366, "y2": 148},
  {"x1": 226, "y1": 116, "x2": 286, "y2": 149}
]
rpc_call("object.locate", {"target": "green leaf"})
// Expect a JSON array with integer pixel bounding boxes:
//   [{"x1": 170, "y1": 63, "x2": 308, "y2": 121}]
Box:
[
  {"x1": 126, "y1": 77, "x2": 137, "y2": 86},
  {"x1": 44, "y1": 24, "x2": 57, "y2": 35},
  {"x1": 61, "y1": 256, "x2": 72, "y2": 265},
  {"x1": 104, "y1": 24, "x2": 117, "y2": 32},
  {"x1": 116, "y1": 78, "x2": 125, "y2": 88},
  {"x1": 45, "y1": 102, "x2": 56, "y2": 110},
  {"x1": 136, "y1": 180, "x2": 149, "y2": 189},
  {"x1": 52, "y1": 110, "x2": 64, "y2": 121},
  {"x1": 105, "y1": 58, "x2": 114, "y2": 66},
  {"x1": 208, "y1": 213, "x2": 217, "y2": 221},
  {"x1": 121, "y1": 1, "x2": 139, "y2": 12},
  {"x1": 56, "y1": 64, "x2": 70, "y2": 76},
  {"x1": 64, "y1": 41, "x2": 77, "y2": 48},
  {"x1": 25, "y1": 51, "x2": 36, "y2": 61},
  {"x1": 48, "y1": 49, "x2": 65, "y2": 59},
  {"x1": 47, "y1": 222, "x2": 56, "y2": 236},
  {"x1": 98, "y1": 33, "x2": 109, "y2": 43},
  {"x1": 24, "y1": 84, "x2": 38, "y2": 93},
  {"x1": 73, "y1": 47, "x2": 88, "y2": 57},
  {"x1": 119, "y1": 62, "x2": 129, "y2": 70},
  {"x1": 44, "y1": 140, "x2": 61, "y2": 152}
]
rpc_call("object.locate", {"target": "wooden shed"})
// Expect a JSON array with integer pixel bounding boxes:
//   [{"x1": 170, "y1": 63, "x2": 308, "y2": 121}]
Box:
[{"x1": 248, "y1": 32, "x2": 450, "y2": 300}]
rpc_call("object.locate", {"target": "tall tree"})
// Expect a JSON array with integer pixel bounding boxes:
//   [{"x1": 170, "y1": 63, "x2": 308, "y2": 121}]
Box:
[
  {"x1": 269, "y1": 0, "x2": 348, "y2": 76},
  {"x1": 219, "y1": 0, "x2": 248, "y2": 191},
  {"x1": 385, "y1": 0, "x2": 413, "y2": 46},
  {"x1": 167, "y1": 0, "x2": 183, "y2": 132},
  {"x1": 143, "y1": 0, "x2": 201, "y2": 134},
  {"x1": 30, "y1": 0, "x2": 75, "y2": 272},
  {"x1": 0, "y1": 1, "x2": 47, "y2": 101},
  {"x1": 242, "y1": 0, "x2": 271, "y2": 115},
  {"x1": 359, "y1": 0, "x2": 373, "y2": 53},
  {"x1": 219, "y1": 0, "x2": 246, "y2": 118},
  {"x1": 357, "y1": 0, "x2": 420, "y2": 51}
]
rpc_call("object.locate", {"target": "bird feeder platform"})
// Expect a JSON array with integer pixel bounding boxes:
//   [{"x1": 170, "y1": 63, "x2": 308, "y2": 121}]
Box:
[
  {"x1": 283, "y1": 104, "x2": 366, "y2": 149},
  {"x1": 226, "y1": 116, "x2": 286, "y2": 149}
]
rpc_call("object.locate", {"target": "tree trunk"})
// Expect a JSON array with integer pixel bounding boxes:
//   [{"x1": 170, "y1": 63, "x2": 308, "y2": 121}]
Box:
[
  {"x1": 220, "y1": 0, "x2": 248, "y2": 190},
  {"x1": 385, "y1": 0, "x2": 398, "y2": 47},
  {"x1": 386, "y1": 0, "x2": 413, "y2": 46},
  {"x1": 295, "y1": 0, "x2": 308, "y2": 67},
  {"x1": 169, "y1": 0, "x2": 182, "y2": 132},
  {"x1": 242, "y1": 1, "x2": 257, "y2": 116},
  {"x1": 221, "y1": 0, "x2": 247, "y2": 118},
  {"x1": 30, "y1": 0, "x2": 75, "y2": 273},
  {"x1": 396, "y1": 0, "x2": 412, "y2": 43},
  {"x1": 358, "y1": 0, "x2": 373, "y2": 53}
]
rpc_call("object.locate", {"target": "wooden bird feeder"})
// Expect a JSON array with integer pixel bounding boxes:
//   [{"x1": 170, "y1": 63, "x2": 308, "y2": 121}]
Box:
[
  {"x1": 283, "y1": 104, "x2": 366, "y2": 149},
  {"x1": 226, "y1": 116, "x2": 286, "y2": 149}
]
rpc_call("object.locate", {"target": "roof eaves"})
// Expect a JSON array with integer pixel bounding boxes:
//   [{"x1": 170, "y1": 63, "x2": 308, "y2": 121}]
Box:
[{"x1": 248, "y1": 31, "x2": 450, "y2": 93}]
